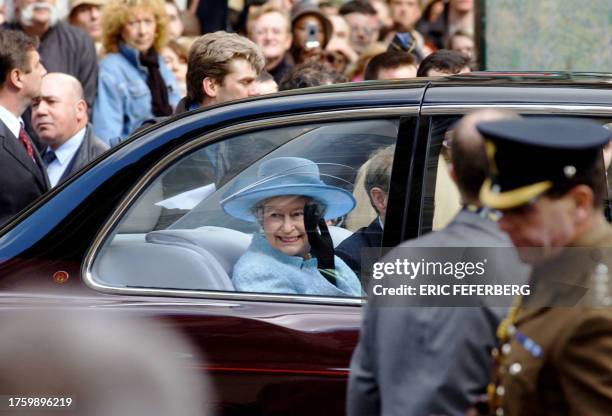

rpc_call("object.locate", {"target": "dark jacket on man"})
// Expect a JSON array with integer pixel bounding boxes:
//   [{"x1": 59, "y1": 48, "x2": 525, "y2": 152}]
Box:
[
  {"x1": 336, "y1": 218, "x2": 383, "y2": 278},
  {"x1": 347, "y1": 208, "x2": 528, "y2": 416},
  {"x1": 3, "y1": 21, "x2": 98, "y2": 149},
  {"x1": 269, "y1": 55, "x2": 293, "y2": 84},
  {"x1": 0, "y1": 120, "x2": 49, "y2": 226},
  {"x1": 52, "y1": 124, "x2": 109, "y2": 185}
]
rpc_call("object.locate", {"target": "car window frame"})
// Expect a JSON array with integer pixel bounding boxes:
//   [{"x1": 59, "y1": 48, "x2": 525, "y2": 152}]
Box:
[
  {"x1": 413, "y1": 104, "x2": 612, "y2": 237},
  {"x1": 83, "y1": 107, "x2": 419, "y2": 306}
]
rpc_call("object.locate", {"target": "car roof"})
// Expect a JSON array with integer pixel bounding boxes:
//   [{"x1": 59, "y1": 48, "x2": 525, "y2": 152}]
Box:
[
  {"x1": 258, "y1": 71, "x2": 612, "y2": 97},
  {"x1": 187, "y1": 71, "x2": 612, "y2": 115},
  {"x1": 108, "y1": 70, "x2": 612, "y2": 167}
]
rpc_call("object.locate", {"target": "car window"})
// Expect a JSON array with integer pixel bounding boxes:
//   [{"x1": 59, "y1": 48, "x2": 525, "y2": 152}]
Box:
[
  {"x1": 420, "y1": 115, "x2": 612, "y2": 235},
  {"x1": 91, "y1": 118, "x2": 401, "y2": 298}
]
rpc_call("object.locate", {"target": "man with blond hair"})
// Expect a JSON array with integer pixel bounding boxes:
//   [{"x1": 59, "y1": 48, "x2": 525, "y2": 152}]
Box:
[
  {"x1": 159, "y1": 32, "x2": 266, "y2": 209},
  {"x1": 336, "y1": 145, "x2": 394, "y2": 278},
  {"x1": 179, "y1": 31, "x2": 265, "y2": 112},
  {"x1": 247, "y1": 3, "x2": 293, "y2": 84}
]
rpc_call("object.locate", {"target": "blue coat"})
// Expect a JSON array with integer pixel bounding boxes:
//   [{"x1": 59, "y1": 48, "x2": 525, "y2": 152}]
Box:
[
  {"x1": 232, "y1": 233, "x2": 362, "y2": 296},
  {"x1": 93, "y1": 44, "x2": 180, "y2": 145}
]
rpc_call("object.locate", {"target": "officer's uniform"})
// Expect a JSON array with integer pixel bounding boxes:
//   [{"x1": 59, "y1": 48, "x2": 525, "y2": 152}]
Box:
[{"x1": 476, "y1": 118, "x2": 612, "y2": 415}]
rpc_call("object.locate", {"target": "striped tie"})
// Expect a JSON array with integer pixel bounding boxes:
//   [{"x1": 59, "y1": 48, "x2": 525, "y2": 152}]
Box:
[{"x1": 18, "y1": 127, "x2": 35, "y2": 162}]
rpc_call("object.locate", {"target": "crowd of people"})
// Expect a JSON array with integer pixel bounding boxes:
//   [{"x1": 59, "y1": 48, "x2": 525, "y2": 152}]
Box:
[{"x1": 0, "y1": 0, "x2": 475, "y2": 225}]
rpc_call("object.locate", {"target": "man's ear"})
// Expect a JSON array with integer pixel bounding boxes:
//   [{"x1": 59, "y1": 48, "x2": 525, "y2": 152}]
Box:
[
  {"x1": 202, "y1": 77, "x2": 217, "y2": 98},
  {"x1": 75, "y1": 99, "x2": 88, "y2": 121},
  {"x1": 8, "y1": 68, "x2": 22, "y2": 90},
  {"x1": 369, "y1": 187, "x2": 387, "y2": 214},
  {"x1": 569, "y1": 184, "x2": 594, "y2": 223}
]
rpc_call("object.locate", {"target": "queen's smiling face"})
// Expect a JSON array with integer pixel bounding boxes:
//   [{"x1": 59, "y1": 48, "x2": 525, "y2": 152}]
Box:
[{"x1": 261, "y1": 195, "x2": 311, "y2": 258}]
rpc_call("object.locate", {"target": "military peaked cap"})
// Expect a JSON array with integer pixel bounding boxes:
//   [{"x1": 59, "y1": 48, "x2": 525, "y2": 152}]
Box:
[{"x1": 477, "y1": 118, "x2": 612, "y2": 210}]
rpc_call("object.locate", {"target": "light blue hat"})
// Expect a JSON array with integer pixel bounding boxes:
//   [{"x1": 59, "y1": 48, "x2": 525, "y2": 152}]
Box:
[{"x1": 221, "y1": 157, "x2": 356, "y2": 222}]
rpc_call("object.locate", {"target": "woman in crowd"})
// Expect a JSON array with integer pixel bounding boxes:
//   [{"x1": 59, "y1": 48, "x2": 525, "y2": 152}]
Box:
[
  {"x1": 164, "y1": 0, "x2": 184, "y2": 41},
  {"x1": 93, "y1": 0, "x2": 180, "y2": 145},
  {"x1": 221, "y1": 157, "x2": 361, "y2": 296},
  {"x1": 161, "y1": 39, "x2": 189, "y2": 96}
]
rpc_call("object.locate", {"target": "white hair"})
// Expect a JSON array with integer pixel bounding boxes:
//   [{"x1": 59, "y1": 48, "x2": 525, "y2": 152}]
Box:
[{"x1": 4, "y1": 0, "x2": 68, "y2": 23}]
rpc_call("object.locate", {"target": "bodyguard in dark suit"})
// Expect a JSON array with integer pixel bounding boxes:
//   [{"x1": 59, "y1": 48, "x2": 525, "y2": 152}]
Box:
[
  {"x1": 347, "y1": 110, "x2": 528, "y2": 416},
  {"x1": 32, "y1": 73, "x2": 108, "y2": 188},
  {"x1": 336, "y1": 146, "x2": 393, "y2": 278},
  {"x1": 0, "y1": 30, "x2": 49, "y2": 227}
]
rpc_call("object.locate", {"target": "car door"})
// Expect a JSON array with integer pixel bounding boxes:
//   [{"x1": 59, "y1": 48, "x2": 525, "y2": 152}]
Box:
[{"x1": 80, "y1": 110, "x2": 420, "y2": 415}]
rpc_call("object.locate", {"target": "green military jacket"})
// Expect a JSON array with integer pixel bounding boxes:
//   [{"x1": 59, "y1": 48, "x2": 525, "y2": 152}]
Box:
[{"x1": 492, "y1": 221, "x2": 612, "y2": 416}]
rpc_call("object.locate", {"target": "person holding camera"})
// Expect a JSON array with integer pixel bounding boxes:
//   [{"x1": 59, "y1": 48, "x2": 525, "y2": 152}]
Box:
[
  {"x1": 221, "y1": 157, "x2": 361, "y2": 296},
  {"x1": 289, "y1": 3, "x2": 333, "y2": 65}
]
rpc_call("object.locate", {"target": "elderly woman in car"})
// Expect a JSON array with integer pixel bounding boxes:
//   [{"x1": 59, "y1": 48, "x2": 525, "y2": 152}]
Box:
[{"x1": 221, "y1": 157, "x2": 361, "y2": 296}]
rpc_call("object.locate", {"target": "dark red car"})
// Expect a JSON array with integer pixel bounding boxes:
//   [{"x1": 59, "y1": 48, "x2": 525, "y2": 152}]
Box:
[{"x1": 1, "y1": 73, "x2": 611, "y2": 415}]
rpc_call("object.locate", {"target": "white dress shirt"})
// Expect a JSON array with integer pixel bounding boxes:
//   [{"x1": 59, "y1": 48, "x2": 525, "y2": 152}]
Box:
[
  {"x1": 45, "y1": 127, "x2": 86, "y2": 187},
  {"x1": 0, "y1": 104, "x2": 23, "y2": 139}
]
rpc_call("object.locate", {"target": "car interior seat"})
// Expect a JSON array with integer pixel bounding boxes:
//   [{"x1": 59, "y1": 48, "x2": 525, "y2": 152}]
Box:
[
  {"x1": 96, "y1": 225, "x2": 354, "y2": 293},
  {"x1": 146, "y1": 226, "x2": 252, "y2": 277},
  {"x1": 93, "y1": 236, "x2": 233, "y2": 291},
  {"x1": 147, "y1": 225, "x2": 352, "y2": 275}
]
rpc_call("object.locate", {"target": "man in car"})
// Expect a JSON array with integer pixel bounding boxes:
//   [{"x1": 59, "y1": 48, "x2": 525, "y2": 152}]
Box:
[
  {"x1": 336, "y1": 145, "x2": 393, "y2": 278},
  {"x1": 478, "y1": 118, "x2": 612, "y2": 415},
  {"x1": 177, "y1": 31, "x2": 265, "y2": 112},
  {"x1": 247, "y1": 4, "x2": 293, "y2": 84},
  {"x1": 347, "y1": 109, "x2": 526, "y2": 416},
  {"x1": 0, "y1": 29, "x2": 49, "y2": 226},
  {"x1": 32, "y1": 73, "x2": 108, "y2": 188}
]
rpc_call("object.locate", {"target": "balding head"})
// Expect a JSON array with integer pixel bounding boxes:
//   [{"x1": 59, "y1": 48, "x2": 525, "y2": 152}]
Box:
[
  {"x1": 32, "y1": 72, "x2": 87, "y2": 150},
  {"x1": 45, "y1": 72, "x2": 84, "y2": 101},
  {"x1": 449, "y1": 109, "x2": 520, "y2": 202}
]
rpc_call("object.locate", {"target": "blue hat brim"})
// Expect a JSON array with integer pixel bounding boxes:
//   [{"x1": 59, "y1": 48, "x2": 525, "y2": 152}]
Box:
[{"x1": 222, "y1": 184, "x2": 356, "y2": 222}]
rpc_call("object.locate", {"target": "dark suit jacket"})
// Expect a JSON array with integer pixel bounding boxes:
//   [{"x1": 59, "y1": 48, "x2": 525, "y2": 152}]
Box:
[
  {"x1": 347, "y1": 209, "x2": 529, "y2": 416},
  {"x1": 0, "y1": 120, "x2": 50, "y2": 226},
  {"x1": 54, "y1": 124, "x2": 109, "y2": 185},
  {"x1": 336, "y1": 219, "x2": 383, "y2": 278}
]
